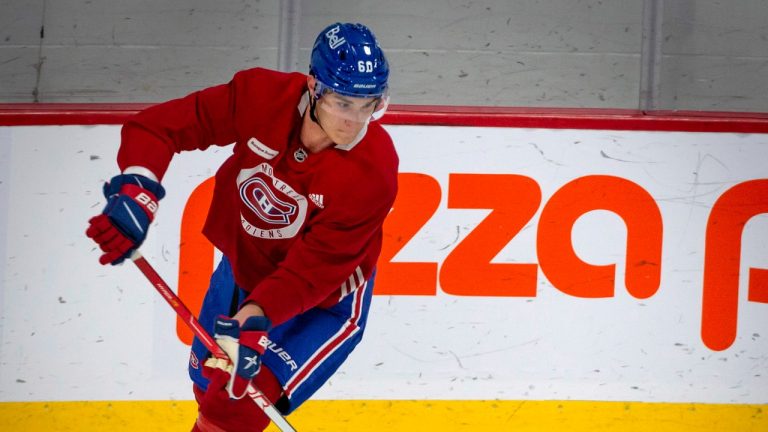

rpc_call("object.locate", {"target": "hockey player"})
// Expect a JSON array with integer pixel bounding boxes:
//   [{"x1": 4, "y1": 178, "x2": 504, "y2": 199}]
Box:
[{"x1": 86, "y1": 22, "x2": 397, "y2": 431}]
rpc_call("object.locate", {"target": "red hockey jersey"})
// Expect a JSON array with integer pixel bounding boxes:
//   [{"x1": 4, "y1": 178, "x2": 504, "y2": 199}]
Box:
[{"x1": 117, "y1": 68, "x2": 399, "y2": 325}]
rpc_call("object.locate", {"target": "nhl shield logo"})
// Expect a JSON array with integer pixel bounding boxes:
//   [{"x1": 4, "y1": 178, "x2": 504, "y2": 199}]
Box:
[{"x1": 294, "y1": 148, "x2": 308, "y2": 162}]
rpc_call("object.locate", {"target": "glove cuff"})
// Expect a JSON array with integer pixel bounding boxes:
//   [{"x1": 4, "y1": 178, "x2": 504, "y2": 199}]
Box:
[
  {"x1": 122, "y1": 166, "x2": 159, "y2": 183},
  {"x1": 241, "y1": 316, "x2": 271, "y2": 332},
  {"x1": 104, "y1": 173, "x2": 166, "y2": 200}
]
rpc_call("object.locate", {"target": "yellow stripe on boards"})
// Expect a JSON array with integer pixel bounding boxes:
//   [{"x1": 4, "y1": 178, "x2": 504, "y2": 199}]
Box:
[
  {"x1": 0, "y1": 400, "x2": 764, "y2": 432},
  {"x1": 0, "y1": 401, "x2": 196, "y2": 432}
]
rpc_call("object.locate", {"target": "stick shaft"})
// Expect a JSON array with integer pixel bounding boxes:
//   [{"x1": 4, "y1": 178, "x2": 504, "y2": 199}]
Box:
[
  {"x1": 131, "y1": 252, "x2": 225, "y2": 358},
  {"x1": 129, "y1": 251, "x2": 297, "y2": 432}
]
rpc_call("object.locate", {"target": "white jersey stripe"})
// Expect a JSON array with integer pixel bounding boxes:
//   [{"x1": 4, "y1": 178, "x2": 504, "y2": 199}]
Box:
[
  {"x1": 338, "y1": 266, "x2": 363, "y2": 302},
  {"x1": 340, "y1": 281, "x2": 349, "y2": 299}
]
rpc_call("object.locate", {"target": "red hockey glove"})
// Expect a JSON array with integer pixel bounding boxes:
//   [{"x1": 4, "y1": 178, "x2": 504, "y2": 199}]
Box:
[{"x1": 86, "y1": 173, "x2": 165, "y2": 265}]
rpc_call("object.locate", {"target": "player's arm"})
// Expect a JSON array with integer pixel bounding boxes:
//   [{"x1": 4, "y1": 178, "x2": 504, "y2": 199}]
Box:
[
  {"x1": 117, "y1": 74, "x2": 242, "y2": 181},
  {"x1": 87, "y1": 72, "x2": 245, "y2": 265},
  {"x1": 233, "y1": 302, "x2": 266, "y2": 323}
]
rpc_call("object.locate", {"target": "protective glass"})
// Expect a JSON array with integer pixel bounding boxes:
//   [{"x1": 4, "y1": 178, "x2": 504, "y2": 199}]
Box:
[{"x1": 315, "y1": 81, "x2": 390, "y2": 122}]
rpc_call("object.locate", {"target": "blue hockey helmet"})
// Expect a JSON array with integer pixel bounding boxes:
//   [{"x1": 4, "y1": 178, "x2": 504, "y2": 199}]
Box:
[{"x1": 309, "y1": 23, "x2": 389, "y2": 100}]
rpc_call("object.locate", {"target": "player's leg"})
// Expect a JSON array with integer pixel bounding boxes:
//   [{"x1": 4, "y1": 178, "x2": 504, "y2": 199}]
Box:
[
  {"x1": 188, "y1": 257, "x2": 239, "y2": 391},
  {"x1": 259, "y1": 272, "x2": 376, "y2": 414},
  {"x1": 188, "y1": 258, "x2": 376, "y2": 427},
  {"x1": 188, "y1": 257, "x2": 282, "y2": 431},
  {"x1": 192, "y1": 365, "x2": 282, "y2": 432}
]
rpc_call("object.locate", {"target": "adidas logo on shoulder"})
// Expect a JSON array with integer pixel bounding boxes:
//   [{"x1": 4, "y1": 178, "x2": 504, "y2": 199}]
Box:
[{"x1": 309, "y1": 193, "x2": 325, "y2": 209}]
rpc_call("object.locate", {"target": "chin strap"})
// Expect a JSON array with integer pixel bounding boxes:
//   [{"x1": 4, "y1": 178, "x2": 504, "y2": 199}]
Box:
[{"x1": 308, "y1": 93, "x2": 320, "y2": 123}]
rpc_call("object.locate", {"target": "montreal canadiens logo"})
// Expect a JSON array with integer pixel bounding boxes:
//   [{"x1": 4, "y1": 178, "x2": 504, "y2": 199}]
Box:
[
  {"x1": 240, "y1": 177, "x2": 296, "y2": 225},
  {"x1": 237, "y1": 163, "x2": 307, "y2": 239}
]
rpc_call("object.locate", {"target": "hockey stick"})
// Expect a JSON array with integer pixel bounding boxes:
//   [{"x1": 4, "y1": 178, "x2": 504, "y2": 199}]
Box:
[{"x1": 129, "y1": 250, "x2": 297, "y2": 432}]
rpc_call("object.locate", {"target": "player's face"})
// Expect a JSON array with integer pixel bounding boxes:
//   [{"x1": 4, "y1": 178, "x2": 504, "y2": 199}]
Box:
[{"x1": 316, "y1": 92, "x2": 379, "y2": 144}]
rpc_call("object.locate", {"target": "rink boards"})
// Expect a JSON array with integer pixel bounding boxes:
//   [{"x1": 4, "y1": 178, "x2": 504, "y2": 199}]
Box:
[{"x1": 0, "y1": 112, "x2": 767, "y2": 430}]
